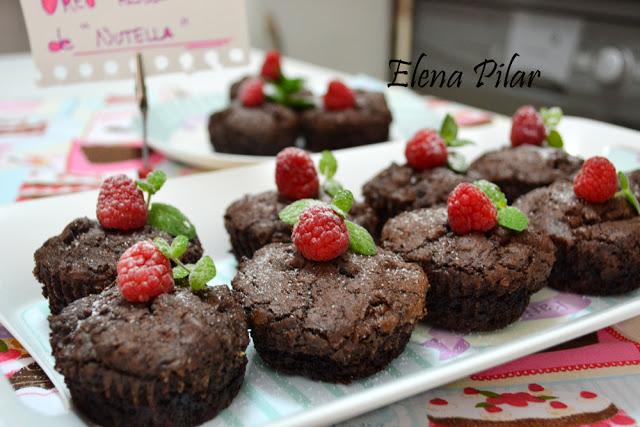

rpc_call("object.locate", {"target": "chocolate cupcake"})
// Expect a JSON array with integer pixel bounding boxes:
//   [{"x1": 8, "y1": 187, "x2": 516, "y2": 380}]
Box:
[
  {"x1": 301, "y1": 87, "x2": 392, "y2": 152},
  {"x1": 49, "y1": 285, "x2": 248, "y2": 426},
  {"x1": 382, "y1": 207, "x2": 555, "y2": 331},
  {"x1": 33, "y1": 217, "x2": 203, "y2": 314},
  {"x1": 515, "y1": 173, "x2": 640, "y2": 295},
  {"x1": 468, "y1": 145, "x2": 583, "y2": 201},
  {"x1": 362, "y1": 164, "x2": 469, "y2": 225},
  {"x1": 208, "y1": 99, "x2": 300, "y2": 156},
  {"x1": 232, "y1": 243, "x2": 427, "y2": 383},
  {"x1": 224, "y1": 190, "x2": 378, "y2": 260}
]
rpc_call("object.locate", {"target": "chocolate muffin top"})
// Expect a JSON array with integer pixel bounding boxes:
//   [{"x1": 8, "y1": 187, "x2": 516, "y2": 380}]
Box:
[
  {"x1": 50, "y1": 285, "x2": 248, "y2": 386},
  {"x1": 468, "y1": 145, "x2": 583, "y2": 201},
  {"x1": 232, "y1": 243, "x2": 427, "y2": 359},
  {"x1": 213, "y1": 99, "x2": 299, "y2": 134},
  {"x1": 381, "y1": 207, "x2": 555, "y2": 296},
  {"x1": 34, "y1": 217, "x2": 203, "y2": 298},
  {"x1": 515, "y1": 176, "x2": 640, "y2": 247},
  {"x1": 224, "y1": 190, "x2": 378, "y2": 258},
  {"x1": 362, "y1": 164, "x2": 468, "y2": 219},
  {"x1": 301, "y1": 90, "x2": 391, "y2": 127}
]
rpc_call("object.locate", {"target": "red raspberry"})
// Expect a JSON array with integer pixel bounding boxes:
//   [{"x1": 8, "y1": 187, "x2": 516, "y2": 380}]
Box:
[
  {"x1": 463, "y1": 387, "x2": 479, "y2": 395},
  {"x1": 116, "y1": 241, "x2": 174, "y2": 302},
  {"x1": 510, "y1": 105, "x2": 545, "y2": 147},
  {"x1": 96, "y1": 174, "x2": 147, "y2": 231},
  {"x1": 323, "y1": 80, "x2": 356, "y2": 111},
  {"x1": 528, "y1": 383, "x2": 544, "y2": 392},
  {"x1": 292, "y1": 206, "x2": 349, "y2": 261},
  {"x1": 275, "y1": 147, "x2": 319, "y2": 200},
  {"x1": 260, "y1": 49, "x2": 281, "y2": 81},
  {"x1": 549, "y1": 401, "x2": 568, "y2": 409},
  {"x1": 573, "y1": 156, "x2": 617, "y2": 203},
  {"x1": 405, "y1": 129, "x2": 448, "y2": 170},
  {"x1": 239, "y1": 77, "x2": 264, "y2": 107},
  {"x1": 447, "y1": 183, "x2": 498, "y2": 235}
]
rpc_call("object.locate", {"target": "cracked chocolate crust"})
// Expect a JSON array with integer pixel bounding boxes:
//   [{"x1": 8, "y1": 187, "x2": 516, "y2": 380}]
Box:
[
  {"x1": 224, "y1": 191, "x2": 379, "y2": 261},
  {"x1": 515, "y1": 176, "x2": 640, "y2": 295},
  {"x1": 33, "y1": 217, "x2": 203, "y2": 314},
  {"x1": 208, "y1": 100, "x2": 300, "y2": 156},
  {"x1": 301, "y1": 90, "x2": 392, "y2": 152},
  {"x1": 467, "y1": 145, "x2": 583, "y2": 201},
  {"x1": 232, "y1": 243, "x2": 428, "y2": 383},
  {"x1": 381, "y1": 207, "x2": 555, "y2": 332},
  {"x1": 362, "y1": 164, "x2": 469, "y2": 228},
  {"x1": 49, "y1": 285, "x2": 248, "y2": 427}
]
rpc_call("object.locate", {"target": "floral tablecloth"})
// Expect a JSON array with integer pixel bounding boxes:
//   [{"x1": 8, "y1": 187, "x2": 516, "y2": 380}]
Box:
[{"x1": 1, "y1": 88, "x2": 639, "y2": 426}]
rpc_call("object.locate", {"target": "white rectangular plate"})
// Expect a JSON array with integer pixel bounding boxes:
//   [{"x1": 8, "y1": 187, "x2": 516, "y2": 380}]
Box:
[{"x1": 1, "y1": 116, "x2": 639, "y2": 427}]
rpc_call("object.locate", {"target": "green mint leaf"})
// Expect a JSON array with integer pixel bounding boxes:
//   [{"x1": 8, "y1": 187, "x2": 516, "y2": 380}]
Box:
[
  {"x1": 539, "y1": 395, "x2": 558, "y2": 400},
  {"x1": 282, "y1": 95, "x2": 316, "y2": 109},
  {"x1": 170, "y1": 235, "x2": 189, "y2": 260},
  {"x1": 540, "y1": 106, "x2": 563, "y2": 129},
  {"x1": 475, "y1": 402, "x2": 490, "y2": 408},
  {"x1": 319, "y1": 150, "x2": 338, "y2": 179},
  {"x1": 617, "y1": 172, "x2": 640, "y2": 214},
  {"x1": 478, "y1": 390, "x2": 500, "y2": 398},
  {"x1": 474, "y1": 180, "x2": 508, "y2": 210},
  {"x1": 619, "y1": 171, "x2": 630, "y2": 191},
  {"x1": 447, "y1": 151, "x2": 468, "y2": 173},
  {"x1": 439, "y1": 113, "x2": 458, "y2": 143},
  {"x1": 623, "y1": 189, "x2": 640, "y2": 215},
  {"x1": 153, "y1": 237, "x2": 172, "y2": 259},
  {"x1": 545, "y1": 129, "x2": 564, "y2": 149},
  {"x1": 331, "y1": 189, "x2": 354, "y2": 214},
  {"x1": 189, "y1": 256, "x2": 216, "y2": 291},
  {"x1": 0, "y1": 340, "x2": 7, "y2": 352},
  {"x1": 279, "y1": 77, "x2": 304, "y2": 95},
  {"x1": 448, "y1": 138, "x2": 475, "y2": 147},
  {"x1": 173, "y1": 265, "x2": 190, "y2": 280},
  {"x1": 146, "y1": 170, "x2": 167, "y2": 193},
  {"x1": 331, "y1": 205, "x2": 348, "y2": 219},
  {"x1": 136, "y1": 180, "x2": 154, "y2": 194},
  {"x1": 278, "y1": 199, "x2": 321, "y2": 225},
  {"x1": 497, "y1": 206, "x2": 529, "y2": 232},
  {"x1": 148, "y1": 203, "x2": 197, "y2": 240},
  {"x1": 346, "y1": 220, "x2": 377, "y2": 256},
  {"x1": 323, "y1": 178, "x2": 344, "y2": 198}
]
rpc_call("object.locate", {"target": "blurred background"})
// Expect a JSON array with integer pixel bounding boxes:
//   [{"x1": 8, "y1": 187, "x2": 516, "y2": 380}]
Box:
[{"x1": 1, "y1": 0, "x2": 639, "y2": 128}]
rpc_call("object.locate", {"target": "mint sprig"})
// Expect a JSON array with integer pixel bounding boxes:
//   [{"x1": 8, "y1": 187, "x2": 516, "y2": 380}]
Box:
[
  {"x1": 540, "y1": 106, "x2": 564, "y2": 149},
  {"x1": 137, "y1": 170, "x2": 167, "y2": 209},
  {"x1": 264, "y1": 75, "x2": 315, "y2": 110},
  {"x1": 317, "y1": 150, "x2": 345, "y2": 197},
  {"x1": 278, "y1": 191, "x2": 377, "y2": 257},
  {"x1": 439, "y1": 114, "x2": 475, "y2": 148},
  {"x1": 279, "y1": 199, "x2": 322, "y2": 226},
  {"x1": 154, "y1": 236, "x2": 216, "y2": 292},
  {"x1": 345, "y1": 221, "x2": 376, "y2": 256},
  {"x1": 497, "y1": 206, "x2": 529, "y2": 232},
  {"x1": 437, "y1": 114, "x2": 473, "y2": 173},
  {"x1": 474, "y1": 180, "x2": 507, "y2": 210},
  {"x1": 148, "y1": 203, "x2": 197, "y2": 240},
  {"x1": 617, "y1": 171, "x2": 640, "y2": 214},
  {"x1": 474, "y1": 180, "x2": 529, "y2": 232}
]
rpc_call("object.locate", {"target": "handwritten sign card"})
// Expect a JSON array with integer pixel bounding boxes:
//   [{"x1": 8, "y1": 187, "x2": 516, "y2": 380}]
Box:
[{"x1": 19, "y1": 0, "x2": 250, "y2": 86}]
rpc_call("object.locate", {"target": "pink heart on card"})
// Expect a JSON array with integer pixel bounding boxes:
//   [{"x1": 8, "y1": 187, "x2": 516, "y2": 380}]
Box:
[{"x1": 42, "y1": 0, "x2": 58, "y2": 15}]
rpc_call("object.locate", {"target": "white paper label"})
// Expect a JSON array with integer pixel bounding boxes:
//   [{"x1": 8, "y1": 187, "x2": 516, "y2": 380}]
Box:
[
  {"x1": 19, "y1": 0, "x2": 250, "y2": 86},
  {"x1": 506, "y1": 12, "x2": 582, "y2": 85}
]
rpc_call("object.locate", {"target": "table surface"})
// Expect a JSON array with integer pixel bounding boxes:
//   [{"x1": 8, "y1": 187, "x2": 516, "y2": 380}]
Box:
[{"x1": 1, "y1": 50, "x2": 639, "y2": 427}]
